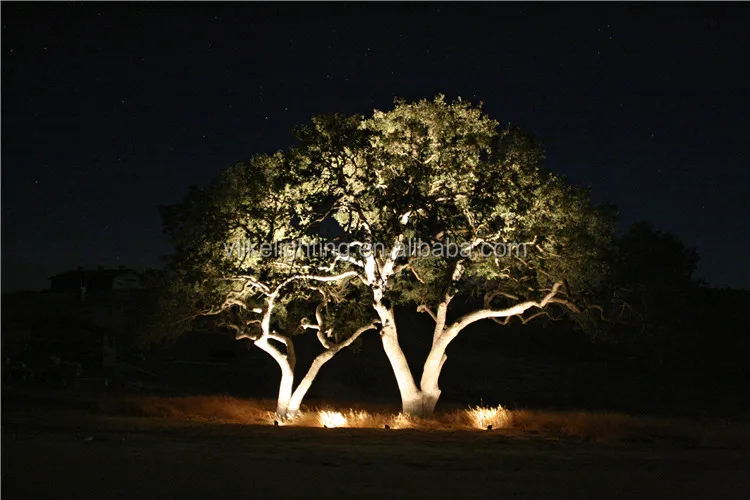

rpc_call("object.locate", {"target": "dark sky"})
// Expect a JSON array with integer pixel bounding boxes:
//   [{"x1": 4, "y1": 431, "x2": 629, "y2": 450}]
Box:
[{"x1": 3, "y1": 3, "x2": 749, "y2": 291}]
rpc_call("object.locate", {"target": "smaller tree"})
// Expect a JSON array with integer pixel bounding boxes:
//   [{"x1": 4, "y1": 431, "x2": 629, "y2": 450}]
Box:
[
  {"x1": 608, "y1": 221, "x2": 701, "y2": 362},
  {"x1": 159, "y1": 154, "x2": 376, "y2": 418}
]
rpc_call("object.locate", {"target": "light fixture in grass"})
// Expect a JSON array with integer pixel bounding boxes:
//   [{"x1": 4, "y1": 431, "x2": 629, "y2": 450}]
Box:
[
  {"x1": 467, "y1": 405, "x2": 512, "y2": 430},
  {"x1": 319, "y1": 410, "x2": 348, "y2": 428}
]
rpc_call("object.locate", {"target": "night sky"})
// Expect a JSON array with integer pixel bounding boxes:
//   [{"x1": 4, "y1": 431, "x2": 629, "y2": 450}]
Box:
[{"x1": 3, "y1": 3, "x2": 749, "y2": 292}]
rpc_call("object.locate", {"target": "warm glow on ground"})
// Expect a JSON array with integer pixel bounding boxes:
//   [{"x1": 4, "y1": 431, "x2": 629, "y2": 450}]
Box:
[
  {"x1": 318, "y1": 410, "x2": 348, "y2": 428},
  {"x1": 467, "y1": 405, "x2": 512, "y2": 429},
  {"x1": 114, "y1": 396, "x2": 749, "y2": 445}
]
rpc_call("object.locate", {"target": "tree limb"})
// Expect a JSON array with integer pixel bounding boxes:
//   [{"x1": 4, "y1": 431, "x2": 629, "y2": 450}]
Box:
[
  {"x1": 451, "y1": 282, "x2": 564, "y2": 332},
  {"x1": 416, "y1": 304, "x2": 438, "y2": 323}
]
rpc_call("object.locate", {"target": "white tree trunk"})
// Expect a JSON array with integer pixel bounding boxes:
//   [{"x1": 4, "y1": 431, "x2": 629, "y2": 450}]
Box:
[
  {"x1": 384, "y1": 315, "x2": 456, "y2": 418},
  {"x1": 286, "y1": 350, "x2": 335, "y2": 416},
  {"x1": 255, "y1": 337, "x2": 295, "y2": 419},
  {"x1": 381, "y1": 326, "x2": 423, "y2": 415},
  {"x1": 376, "y1": 307, "x2": 422, "y2": 415},
  {"x1": 418, "y1": 337, "x2": 450, "y2": 418},
  {"x1": 255, "y1": 322, "x2": 377, "y2": 419},
  {"x1": 372, "y1": 286, "x2": 450, "y2": 417},
  {"x1": 226, "y1": 271, "x2": 375, "y2": 420},
  {"x1": 401, "y1": 284, "x2": 567, "y2": 418},
  {"x1": 379, "y1": 330, "x2": 449, "y2": 418},
  {"x1": 367, "y1": 262, "x2": 423, "y2": 415}
]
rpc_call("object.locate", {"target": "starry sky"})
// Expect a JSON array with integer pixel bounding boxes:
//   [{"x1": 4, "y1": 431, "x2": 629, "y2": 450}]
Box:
[{"x1": 3, "y1": 3, "x2": 749, "y2": 292}]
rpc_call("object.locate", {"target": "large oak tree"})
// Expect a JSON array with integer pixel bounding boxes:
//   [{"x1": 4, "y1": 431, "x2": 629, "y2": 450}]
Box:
[
  {"x1": 162, "y1": 95, "x2": 614, "y2": 418},
  {"x1": 289, "y1": 96, "x2": 615, "y2": 416}
]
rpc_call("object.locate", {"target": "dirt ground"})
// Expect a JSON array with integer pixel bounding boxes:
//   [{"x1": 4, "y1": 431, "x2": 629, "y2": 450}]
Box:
[{"x1": 3, "y1": 404, "x2": 750, "y2": 500}]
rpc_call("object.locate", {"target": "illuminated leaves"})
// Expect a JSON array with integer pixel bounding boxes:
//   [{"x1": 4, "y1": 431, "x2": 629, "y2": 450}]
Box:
[{"x1": 162, "y1": 95, "x2": 614, "y2": 344}]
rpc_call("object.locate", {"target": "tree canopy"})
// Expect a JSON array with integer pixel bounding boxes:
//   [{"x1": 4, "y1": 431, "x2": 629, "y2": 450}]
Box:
[{"x1": 160, "y1": 95, "x2": 617, "y2": 417}]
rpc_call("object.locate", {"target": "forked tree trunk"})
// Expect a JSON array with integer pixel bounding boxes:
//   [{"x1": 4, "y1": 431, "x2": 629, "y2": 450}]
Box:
[
  {"x1": 374, "y1": 302, "x2": 425, "y2": 415},
  {"x1": 256, "y1": 324, "x2": 377, "y2": 419},
  {"x1": 286, "y1": 349, "x2": 337, "y2": 416},
  {"x1": 379, "y1": 321, "x2": 455, "y2": 418},
  {"x1": 379, "y1": 335, "x2": 446, "y2": 418},
  {"x1": 381, "y1": 326, "x2": 422, "y2": 410},
  {"x1": 381, "y1": 283, "x2": 566, "y2": 417},
  {"x1": 263, "y1": 354, "x2": 335, "y2": 420},
  {"x1": 255, "y1": 337, "x2": 297, "y2": 419}
]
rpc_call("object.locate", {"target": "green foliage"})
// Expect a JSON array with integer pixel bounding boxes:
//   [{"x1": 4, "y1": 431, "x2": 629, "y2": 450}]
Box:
[
  {"x1": 158, "y1": 95, "x2": 616, "y2": 346},
  {"x1": 157, "y1": 146, "x2": 375, "y2": 347},
  {"x1": 293, "y1": 95, "x2": 615, "y2": 321},
  {"x1": 156, "y1": 153, "x2": 312, "y2": 341}
]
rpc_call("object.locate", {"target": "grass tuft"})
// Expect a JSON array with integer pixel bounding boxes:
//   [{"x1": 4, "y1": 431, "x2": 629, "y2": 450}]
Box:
[{"x1": 466, "y1": 405, "x2": 513, "y2": 429}]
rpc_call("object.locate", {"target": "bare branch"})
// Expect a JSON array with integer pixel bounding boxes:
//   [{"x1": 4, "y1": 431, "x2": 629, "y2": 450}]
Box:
[
  {"x1": 407, "y1": 265, "x2": 425, "y2": 284},
  {"x1": 317, "y1": 321, "x2": 379, "y2": 351},
  {"x1": 548, "y1": 297, "x2": 582, "y2": 314},
  {"x1": 451, "y1": 282, "x2": 564, "y2": 332},
  {"x1": 329, "y1": 250, "x2": 366, "y2": 269},
  {"x1": 416, "y1": 304, "x2": 438, "y2": 323},
  {"x1": 490, "y1": 310, "x2": 551, "y2": 326},
  {"x1": 270, "y1": 270, "x2": 361, "y2": 298},
  {"x1": 227, "y1": 275, "x2": 271, "y2": 295},
  {"x1": 484, "y1": 290, "x2": 520, "y2": 309}
]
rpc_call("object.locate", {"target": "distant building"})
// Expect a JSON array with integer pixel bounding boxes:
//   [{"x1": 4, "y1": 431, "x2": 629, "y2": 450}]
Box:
[{"x1": 48, "y1": 266, "x2": 143, "y2": 294}]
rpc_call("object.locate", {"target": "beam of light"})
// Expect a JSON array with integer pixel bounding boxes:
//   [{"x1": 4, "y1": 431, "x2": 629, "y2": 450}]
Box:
[{"x1": 318, "y1": 410, "x2": 347, "y2": 428}]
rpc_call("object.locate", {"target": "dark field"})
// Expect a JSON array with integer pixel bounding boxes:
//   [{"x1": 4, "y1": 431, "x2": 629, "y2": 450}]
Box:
[
  {"x1": 4, "y1": 294, "x2": 750, "y2": 499},
  {"x1": 3, "y1": 393, "x2": 750, "y2": 500}
]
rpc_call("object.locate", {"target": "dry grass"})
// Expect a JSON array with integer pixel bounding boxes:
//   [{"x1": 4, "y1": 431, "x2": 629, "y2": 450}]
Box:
[
  {"x1": 101, "y1": 395, "x2": 277, "y2": 425},
  {"x1": 465, "y1": 405, "x2": 514, "y2": 429},
  {"x1": 289, "y1": 408, "x2": 425, "y2": 430},
  {"x1": 100, "y1": 395, "x2": 750, "y2": 449},
  {"x1": 507, "y1": 409, "x2": 750, "y2": 447}
]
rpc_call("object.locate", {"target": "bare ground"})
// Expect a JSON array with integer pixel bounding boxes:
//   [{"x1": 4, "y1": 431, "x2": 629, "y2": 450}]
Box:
[{"x1": 3, "y1": 401, "x2": 750, "y2": 499}]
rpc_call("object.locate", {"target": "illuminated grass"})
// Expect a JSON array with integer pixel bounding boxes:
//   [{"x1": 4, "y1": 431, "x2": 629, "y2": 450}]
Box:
[
  {"x1": 467, "y1": 405, "x2": 513, "y2": 429},
  {"x1": 319, "y1": 410, "x2": 348, "y2": 428},
  {"x1": 390, "y1": 412, "x2": 416, "y2": 429},
  {"x1": 101, "y1": 395, "x2": 750, "y2": 448}
]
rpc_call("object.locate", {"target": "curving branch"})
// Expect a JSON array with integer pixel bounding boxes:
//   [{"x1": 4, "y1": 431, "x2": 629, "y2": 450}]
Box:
[
  {"x1": 300, "y1": 300, "x2": 327, "y2": 333},
  {"x1": 271, "y1": 270, "x2": 361, "y2": 297},
  {"x1": 317, "y1": 321, "x2": 379, "y2": 351},
  {"x1": 484, "y1": 290, "x2": 520, "y2": 309},
  {"x1": 548, "y1": 297, "x2": 582, "y2": 314},
  {"x1": 490, "y1": 310, "x2": 552, "y2": 326},
  {"x1": 403, "y1": 264, "x2": 425, "y2": 284},
  {"x1": 227, "y1": 275, "x2": 271, "y2": 295},
  {"x1": 450, "y1": 282, "x2": 564, "y2": 333}
]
